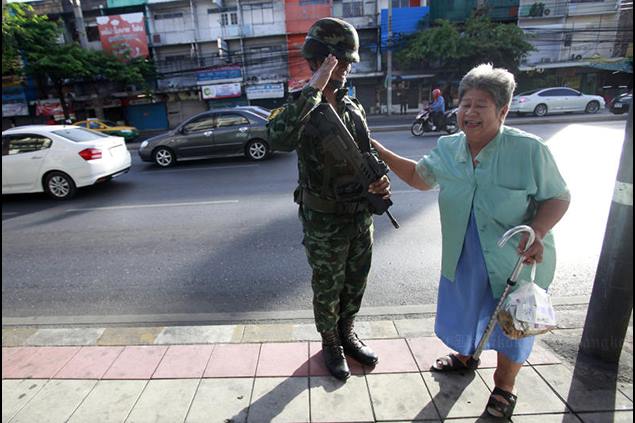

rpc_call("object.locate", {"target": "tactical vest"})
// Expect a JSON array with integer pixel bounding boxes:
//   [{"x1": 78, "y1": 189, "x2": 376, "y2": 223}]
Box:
[{"x1": 294, "y1": 96, "x2": 372, "y2": 215}]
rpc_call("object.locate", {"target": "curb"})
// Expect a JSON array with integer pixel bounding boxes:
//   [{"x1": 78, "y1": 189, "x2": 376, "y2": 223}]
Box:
[{"x1": 2, "y1": 295, "x2": 590, "y2": 328}]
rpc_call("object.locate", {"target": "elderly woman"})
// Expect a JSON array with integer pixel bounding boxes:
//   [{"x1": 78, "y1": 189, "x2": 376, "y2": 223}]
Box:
[{"x1": 372, "y1": 64, "x2": 570, "y2": 418}]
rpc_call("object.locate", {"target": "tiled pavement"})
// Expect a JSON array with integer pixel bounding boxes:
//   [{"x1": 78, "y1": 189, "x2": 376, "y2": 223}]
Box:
[{"x1": 2, "y1": 320, "x2": 633, "y2": 423}]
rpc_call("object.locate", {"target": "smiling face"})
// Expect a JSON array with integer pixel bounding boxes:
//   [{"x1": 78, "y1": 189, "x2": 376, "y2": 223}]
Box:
[{"x1": 457, "y1": 88, "x2": 509, "y2": 145}]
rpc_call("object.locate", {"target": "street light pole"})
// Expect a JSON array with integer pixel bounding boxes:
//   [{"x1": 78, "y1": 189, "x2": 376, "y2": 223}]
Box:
[
  {"x1": 579, "y1": 107, "x2": 633, "y2": 363},
  {"x1": 71, "y1": 0, "x2": 89, "y2": 49}
]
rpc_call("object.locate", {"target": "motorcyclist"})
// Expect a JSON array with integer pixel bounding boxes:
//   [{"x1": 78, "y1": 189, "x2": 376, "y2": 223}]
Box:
[{"x1": 429, "y1": 88, "x2": 445, "y2": 131}]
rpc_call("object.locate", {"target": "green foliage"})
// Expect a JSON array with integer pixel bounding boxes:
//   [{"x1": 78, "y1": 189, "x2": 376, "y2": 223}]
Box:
[
  {"x1": 2, "y1": 3, "x2": 62, "y2": 77},
  {"x1": 3, "y1": 2, "x2": 156, "y2": 116},
  {"x1": 82, "y1": 49, "x2": 156, "y2": 90},
  {"x1": 396, "y1": 16, "x2": 535, "y2": 75}
]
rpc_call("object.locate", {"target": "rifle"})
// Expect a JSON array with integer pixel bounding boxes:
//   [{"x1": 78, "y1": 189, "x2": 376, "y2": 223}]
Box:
[{"x1": 311, "y1": 103, "x2": 399, "y2": 229}]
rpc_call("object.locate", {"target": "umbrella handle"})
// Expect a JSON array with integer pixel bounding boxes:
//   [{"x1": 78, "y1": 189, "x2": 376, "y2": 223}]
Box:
[
  {"x1": 498, "y1": 225, "x2": 536, "y2": 285},
  {"x1": 472, "y1": 225, "x2": 536, "y2": 361}
]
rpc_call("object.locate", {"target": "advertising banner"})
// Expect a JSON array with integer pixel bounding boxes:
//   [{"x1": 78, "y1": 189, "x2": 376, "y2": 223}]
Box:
[
  {"x1": 196, "y1": 66, "x2": 242, "y2": 85},
  {"x1": 201, "y1": 83, "x2": 242, "y2": 100},
  {"x1": 2, "y1": 85, "x2": 29, "y2": 117},
  {"x1": 97, "y1": 13, "x2": 149, "y2": 59},
  {"x1": 35, "y1": 99, "x2": 75, "y2": 121},
  {"x1": 245, "y1": 83, "x2": 285, "y2": 100}
]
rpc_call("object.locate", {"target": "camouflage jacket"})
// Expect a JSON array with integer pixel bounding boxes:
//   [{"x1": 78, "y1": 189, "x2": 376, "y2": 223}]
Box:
[{"x1": 267, "y1": 85, "x2": 380, "y2": 203}]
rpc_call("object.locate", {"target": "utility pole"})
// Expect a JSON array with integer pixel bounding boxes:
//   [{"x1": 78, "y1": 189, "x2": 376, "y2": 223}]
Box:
[
  {"x1": 386, "y1": 0, "x2": 392, "y2": 116},
  {"x1": 579, "y1": 107, "x2": 633, "y2": 363},
  {"x1": 71, "y1": 0, "x2": 89, "y2": 49}
]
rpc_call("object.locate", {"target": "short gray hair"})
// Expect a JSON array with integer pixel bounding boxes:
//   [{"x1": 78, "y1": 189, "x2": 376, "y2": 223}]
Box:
[{"x1": 458, "y1": 64, "x2": 517, "y2": 110}]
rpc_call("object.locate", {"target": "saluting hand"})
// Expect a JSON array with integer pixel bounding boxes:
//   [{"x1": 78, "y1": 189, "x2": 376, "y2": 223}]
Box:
[{"x1": 308, "y1": 54, "x2": 338, "y2": 92}]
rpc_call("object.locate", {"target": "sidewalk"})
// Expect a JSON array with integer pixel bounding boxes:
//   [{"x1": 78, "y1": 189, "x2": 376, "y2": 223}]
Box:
[{"x1": 3, "y1": 307, "x2": 633, "y2": 422}]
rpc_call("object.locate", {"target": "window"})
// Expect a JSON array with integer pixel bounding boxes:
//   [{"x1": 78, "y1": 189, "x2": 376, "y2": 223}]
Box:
[
  {"x1": 392, "y1": 0, "x2": 409, "y2": 8},
  {"x1": 539, "y1": 89, "x2": 559, "y2": 97},
  {"x1": 221, "y1": 11, "x2": 238, "y2": 26},
  {"x1": 216, "y1": 113, "x2": 249, "y2": 127},
  {"x1": 3, "y1": 134, "x2": 52, "y2": 156},
  {"x1": 183, "y1": 114, "x2": 216, "y2": 133},
  {"x1": 343, "y1": 0, "x2": 363, "y2": 17},
  {"x1": 86, "y1": 26, "x2": 100, "y2": 42},
  {"x1": 564, "y1": 33, "x2": 572, "y2": 47},
  {"x1": 154, "y1": 12, "x2": 184, "y2": 20},
  {"x1": 242, "y1": 2, "x2": 274, "y2": 25},
  {"x1": 52, "y1": 128, "x2": 108, "y2": 142},
  {"x1": 299, "y1": 0, "x2": 328, "y2": 4},
  {"x1": 89, "y1": 121, "x2": 101, "y2": 129},
  {"x1": 560, "y1": 88, "x2": 580, "y2": 96}
]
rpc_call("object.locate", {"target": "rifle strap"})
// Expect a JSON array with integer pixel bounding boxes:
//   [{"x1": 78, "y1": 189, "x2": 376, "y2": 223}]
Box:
[{"x1": 344, "y1": 99, "x2": 371, "y2": 154}]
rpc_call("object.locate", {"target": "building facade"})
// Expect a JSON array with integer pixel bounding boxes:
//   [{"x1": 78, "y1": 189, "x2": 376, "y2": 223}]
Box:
[
  {"x1": 4, "y1": 0, "x2": 631, "y2": 130},
  {"x1": 517, "y1": 0, "x2": 632, "y2": 100}
]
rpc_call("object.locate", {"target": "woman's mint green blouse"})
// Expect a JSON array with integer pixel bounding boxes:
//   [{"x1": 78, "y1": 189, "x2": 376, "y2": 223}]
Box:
[{"x1": 415, "y1": 125, "x2": 569, "y2": 298}]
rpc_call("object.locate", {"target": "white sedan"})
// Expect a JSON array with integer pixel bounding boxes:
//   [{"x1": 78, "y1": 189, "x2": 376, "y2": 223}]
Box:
[
  {"x1": 2, "y1": 125, "x2": 131, "y2": 200},
  {"x1": 509, "y1": 87, "x2": 605, "y2": 117}
]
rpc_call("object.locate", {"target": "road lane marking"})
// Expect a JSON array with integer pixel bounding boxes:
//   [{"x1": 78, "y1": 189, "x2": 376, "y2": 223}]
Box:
[{"x1": 66, "y1": 200, "x2": 239, "y2": 212}]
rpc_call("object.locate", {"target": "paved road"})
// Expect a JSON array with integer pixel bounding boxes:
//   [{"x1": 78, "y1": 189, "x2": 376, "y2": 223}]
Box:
[{"x1": 1, "y1": 120, "x2": 628, "y2": 324}]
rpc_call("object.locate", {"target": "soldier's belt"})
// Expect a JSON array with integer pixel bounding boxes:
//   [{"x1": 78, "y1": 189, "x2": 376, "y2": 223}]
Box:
[{"x1": 299, "y1": 189, "x2": 367, "y2": 215}]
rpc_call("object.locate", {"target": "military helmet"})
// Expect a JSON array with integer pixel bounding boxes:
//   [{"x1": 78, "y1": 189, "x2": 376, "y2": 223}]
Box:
[{"x1": 302, "y1": 17, "x2": 360, "y2": 63}]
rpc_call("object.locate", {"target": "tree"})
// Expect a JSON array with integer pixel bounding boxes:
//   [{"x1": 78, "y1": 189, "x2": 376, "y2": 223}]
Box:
[
  {"x1": 2, "y1": 3, "x2": 61, "y2": 78},
  {"x1": 3, "y1": 3, "x2": 156, "y2": 120},
  {"x1": 82, "y1": 49, "x2": 156, "y2": 119},
  {"x1": 397, "y1": 15, "x2": 535, "y2": 79}
]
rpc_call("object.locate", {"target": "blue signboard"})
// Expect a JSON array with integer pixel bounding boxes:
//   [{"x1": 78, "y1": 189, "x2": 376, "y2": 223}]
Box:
[
  {"x1": 380, "y1": 7, "x2": 430, "y2": 49},
  {"x1": 196, "y1": 66, "x2": 242, "y2": 85}
]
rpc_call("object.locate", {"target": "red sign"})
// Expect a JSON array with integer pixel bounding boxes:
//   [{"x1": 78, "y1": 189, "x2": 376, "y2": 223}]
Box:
[{"x1": 96, "y1": 13, "x2": 149, "y2": 59}]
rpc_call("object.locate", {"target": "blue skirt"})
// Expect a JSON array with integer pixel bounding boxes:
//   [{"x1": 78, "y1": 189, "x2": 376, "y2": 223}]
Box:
[{"x1": 434, "y1": 209, "x2": 534, "y2": 364}]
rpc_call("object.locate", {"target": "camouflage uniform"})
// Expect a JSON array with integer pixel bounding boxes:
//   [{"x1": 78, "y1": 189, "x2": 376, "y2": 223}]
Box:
[{"x1": 267, "y1": 85, "x2": 376, "y2": 333}]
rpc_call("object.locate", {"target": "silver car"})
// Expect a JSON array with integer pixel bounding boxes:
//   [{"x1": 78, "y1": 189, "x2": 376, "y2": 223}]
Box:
[
  {"x1": 509, "y1": 87, "x2": 605, "y2": 117},
  {"x1": 139, "y1": 107, "x2": 272, "y2": 167}
]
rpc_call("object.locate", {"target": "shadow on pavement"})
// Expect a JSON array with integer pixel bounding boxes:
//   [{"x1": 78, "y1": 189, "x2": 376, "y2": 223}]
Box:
[
  {"x1": 564, "y1": 350, "x2": 622, "y2": 422},
  {"x1": 415, "y1": 370, "x2": 501, "y2": 421}
]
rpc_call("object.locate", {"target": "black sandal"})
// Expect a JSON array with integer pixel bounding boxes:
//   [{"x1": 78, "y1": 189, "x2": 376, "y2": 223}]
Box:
[
  {"x1": 431, "y1": 353, "x2": 480, "y2": 372},
  {"x1": 486, "y1": 386, "x2": 517, "y2": 419}
]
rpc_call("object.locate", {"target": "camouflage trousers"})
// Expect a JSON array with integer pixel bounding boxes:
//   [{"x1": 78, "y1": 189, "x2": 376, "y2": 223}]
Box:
[{"x1": 299, "y1": 205, "x2": 374, "y2": 334}]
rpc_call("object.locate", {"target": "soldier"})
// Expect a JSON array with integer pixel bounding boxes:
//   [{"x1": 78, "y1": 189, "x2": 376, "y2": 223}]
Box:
[{"x1": 267, "y1": 17, "x2": 391, "y2": 381}]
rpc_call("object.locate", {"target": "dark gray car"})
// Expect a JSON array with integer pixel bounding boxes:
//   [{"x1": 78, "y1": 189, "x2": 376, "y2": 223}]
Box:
[{"x1": 138, "y1": 107, "x2": 272, "y2": 167}]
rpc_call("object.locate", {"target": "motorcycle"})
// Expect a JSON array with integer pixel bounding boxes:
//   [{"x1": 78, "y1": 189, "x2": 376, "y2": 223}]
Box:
[{"x1": 411, "y1": 107, "x2": 459, "y2": 136}]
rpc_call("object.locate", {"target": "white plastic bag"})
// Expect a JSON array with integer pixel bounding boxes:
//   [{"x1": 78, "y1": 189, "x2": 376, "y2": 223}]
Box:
[{"x1": 497, "y1": 264, "x2": 557, "y2": 339}]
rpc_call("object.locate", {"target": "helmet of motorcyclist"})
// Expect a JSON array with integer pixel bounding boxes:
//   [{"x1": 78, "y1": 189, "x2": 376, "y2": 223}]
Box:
[
  {"x1": 302, "y1": 17, "x2": 360, "y2": 64},
  {"x1": 432, "y1": 88, "x2": 442, "y2": 99}
]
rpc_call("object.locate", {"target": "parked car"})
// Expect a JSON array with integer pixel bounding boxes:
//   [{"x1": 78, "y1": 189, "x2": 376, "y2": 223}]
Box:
[
  {"x1": 509, "y1": 87, "x2": 605, "y2": 117},
  {"x1": 2, "y1": 125, "x2": 131, "y2": 200},
  {"x1": 608, "y1": 93, "x2": 632, "y2": 115},
  {"x1": 138, "y1": 107, "x2": 272, "y2": 167},
  {"x1": 75, "y1": 118, "x2": 140, "y2": 141}
]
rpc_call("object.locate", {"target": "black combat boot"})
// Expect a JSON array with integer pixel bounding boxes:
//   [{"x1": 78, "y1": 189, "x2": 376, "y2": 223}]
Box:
[
  {"x1": 321, "y1": 330, "x2": 350, "y2": 381},
  {"x1": 338, "y1": 318, "x2": 379, "y2": 367}
]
